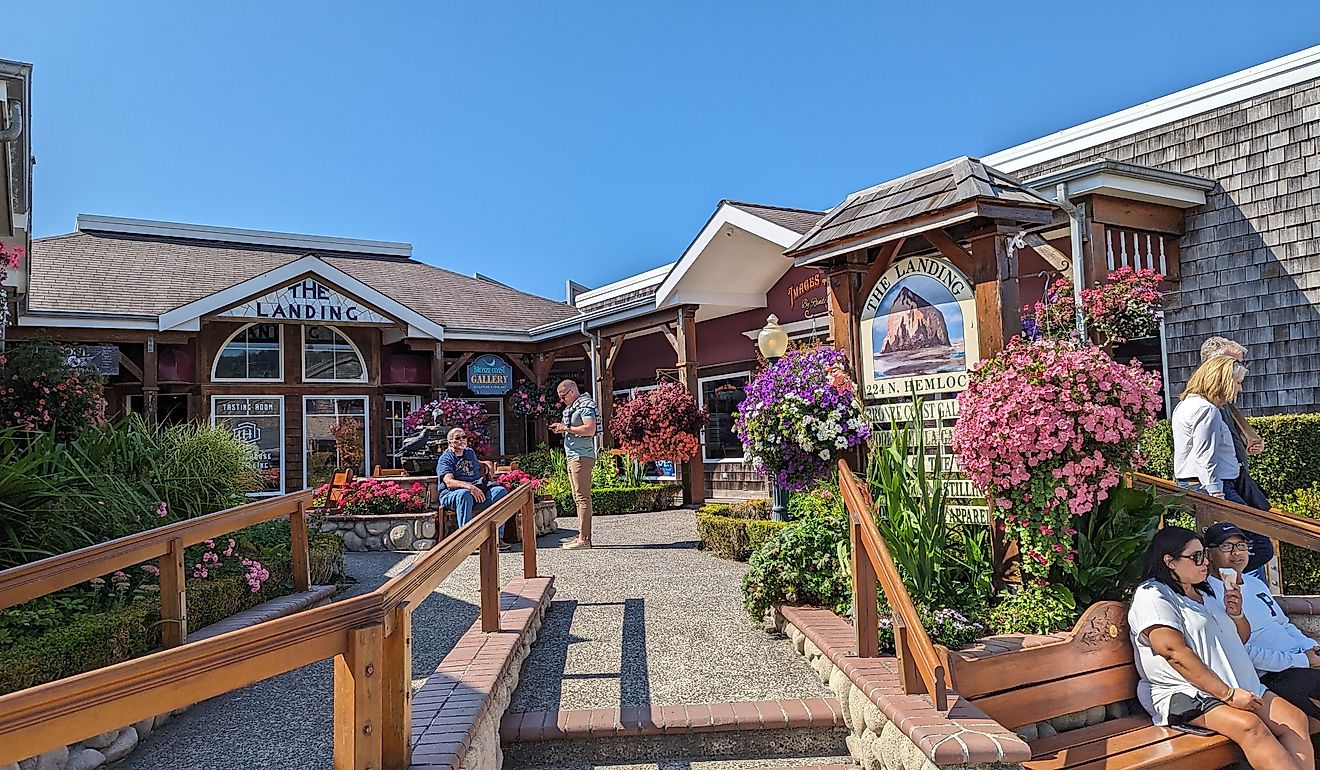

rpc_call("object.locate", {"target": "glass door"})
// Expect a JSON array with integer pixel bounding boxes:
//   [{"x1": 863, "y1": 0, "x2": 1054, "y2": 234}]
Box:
[
  {"x1": 303, "y1": 396, "x2": 369, "y2": 487},
  {"x1": 384, "y1": 394, "x2": 422, "y2": 466}
]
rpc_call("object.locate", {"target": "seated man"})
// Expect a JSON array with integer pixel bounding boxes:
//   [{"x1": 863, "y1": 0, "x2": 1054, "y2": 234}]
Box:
[{"x1": 435, "y1": 428, "x2": 508, "y2": 548}]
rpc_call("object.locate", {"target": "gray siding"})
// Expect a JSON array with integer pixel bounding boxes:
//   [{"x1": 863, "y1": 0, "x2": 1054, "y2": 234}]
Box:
[{"x1": 1017, "y1": 79, "x2": 1320, "y2": 415}]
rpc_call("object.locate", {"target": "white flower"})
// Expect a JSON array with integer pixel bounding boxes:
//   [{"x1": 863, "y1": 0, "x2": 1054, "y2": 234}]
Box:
[{"x1": 818, "y1": 449, "x2": 830, "y2": 460}]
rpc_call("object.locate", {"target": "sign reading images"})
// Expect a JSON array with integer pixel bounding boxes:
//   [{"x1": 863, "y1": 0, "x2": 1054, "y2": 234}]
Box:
[
  {"x1": 859, "y1": 256, "x2": 979, "y2": 400},
  {"x1": 466, "y1": 354, "x2": 513, "y2": 395},
  {"x1": 219, "y1": 279, "x2": 392, "y2": 325}
]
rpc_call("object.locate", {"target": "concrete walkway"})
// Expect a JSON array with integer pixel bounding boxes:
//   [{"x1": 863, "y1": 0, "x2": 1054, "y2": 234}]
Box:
[{"x1": 117, "y1": 509, "x2": 826, "y2": 769}]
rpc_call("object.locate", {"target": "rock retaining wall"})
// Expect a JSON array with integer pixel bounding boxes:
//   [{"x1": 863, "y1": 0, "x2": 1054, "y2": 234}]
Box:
[{"x1": 321, "y1": 500, "x2": 558, "y2": 552}]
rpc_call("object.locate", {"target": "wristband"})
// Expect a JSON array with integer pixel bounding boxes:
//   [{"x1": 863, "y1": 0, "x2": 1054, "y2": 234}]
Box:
[{"x1": 1222, "y1": 685, "x2": 1236, "y2": 701}]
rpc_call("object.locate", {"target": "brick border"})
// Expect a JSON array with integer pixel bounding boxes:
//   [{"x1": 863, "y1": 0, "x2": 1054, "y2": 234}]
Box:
[{"x1": 500, "y1": 696, "x2": 845, "y2": 742}]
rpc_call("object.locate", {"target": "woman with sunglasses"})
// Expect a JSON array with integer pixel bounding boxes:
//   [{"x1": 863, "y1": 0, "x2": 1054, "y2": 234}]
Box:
[
  {"x1": 1205, "y1": 521, "x2": 1320, "y2": 719},
  {"x1": 1130, "y1": 527, "x2": 1313, "y2": 770}
]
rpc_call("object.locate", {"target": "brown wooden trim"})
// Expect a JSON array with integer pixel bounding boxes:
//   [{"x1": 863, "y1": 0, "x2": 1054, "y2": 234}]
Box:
[
  {"x1": 509, "y1": 354, "x2": 536, "y2": 382},
  {"x1": 443, "y1": 352, "x2": 474, "y2": 384},
  {"x1": 442, "y1": 339, "x2": 538, "y2": 354},
  {"x1": 1088, "y1": 194, "x2": 1185, "y2": 235},
  {"x1": 589, "y1": 304, "x2": 699, "y2": 339},
  {"x1": 3, "y1": 327, "x2": 191, "y2": 344},
  {"x1": 117, "y1": 351, "x2": 144, "y2": 382},
  {"x1": 922, "y1": 229, "x2": 975, "y2": 279},
  {"x1": 786, "y1": 200, "x2": 982, "y2": 262},
  {"x1": 973, "y1": 201, "x2": 1055, "y2": 224},
  {"x1": 1021, "y1": 233, "x2": 1071, "y2": 272},
  {"x1": 859, "y1": 238, "x2": 905, "y2": 301},
  {"x1": 604, "y1": 334, "x2": 625, "y2": 372}
]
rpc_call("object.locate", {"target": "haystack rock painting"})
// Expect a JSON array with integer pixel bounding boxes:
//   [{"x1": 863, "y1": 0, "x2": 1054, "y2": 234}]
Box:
[{"x1": 871, "y1": 275, "x2": 965, "y2": 378}]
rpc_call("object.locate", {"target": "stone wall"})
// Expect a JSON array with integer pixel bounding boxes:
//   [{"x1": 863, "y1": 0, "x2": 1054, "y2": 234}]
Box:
[{"x1": 320, "y1": 500, "x2": 558, "y2": 552}]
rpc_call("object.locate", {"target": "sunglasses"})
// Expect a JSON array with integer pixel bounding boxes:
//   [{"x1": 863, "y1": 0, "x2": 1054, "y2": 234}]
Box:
[
  {"x1": 1214, "y1": 542, "x2": 1252, "y2": 554},
  {"x1": 1175, "y1": 549, "x2": 1210, "y2": 566}
]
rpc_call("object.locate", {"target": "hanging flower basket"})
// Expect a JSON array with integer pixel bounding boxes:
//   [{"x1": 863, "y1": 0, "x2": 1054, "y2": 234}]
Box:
[
  {"x1": 1023, "y1": 266, "x2": 1164, "y2": 345},
  {"x1": 609, "y1": 383, "x2": 706, "y2": 462},
  {"x1": 733, "y1": 347, "x2": 870, "y2": 491},
  {"x1": 508, "y1": 380, "x2": 560, "y2": 418}
]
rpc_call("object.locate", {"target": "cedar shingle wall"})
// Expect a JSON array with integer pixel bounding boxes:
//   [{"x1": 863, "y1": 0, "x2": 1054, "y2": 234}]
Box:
[{"x1": 1016, "y1": 79, "x2": 1320, "y2": 415}]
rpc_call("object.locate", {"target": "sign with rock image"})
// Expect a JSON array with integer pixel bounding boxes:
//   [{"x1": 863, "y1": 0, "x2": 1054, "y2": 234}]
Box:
[{"x1": 859, "y1": 255, "x2": 979, "y2": 400}]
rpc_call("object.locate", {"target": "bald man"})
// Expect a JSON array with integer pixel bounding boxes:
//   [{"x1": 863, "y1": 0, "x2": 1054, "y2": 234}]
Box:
[{"x1": 551, "y1": 379, "x2": 598, "y2": 550}]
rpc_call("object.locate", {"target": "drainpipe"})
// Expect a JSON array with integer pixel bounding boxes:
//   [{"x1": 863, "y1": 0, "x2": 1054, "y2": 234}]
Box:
[
  {"x1": 0, "y1": 102, "x2": 21, "y2": 142},
  {"x1": 1054, "y1": 183, "x2": 1087, "y2": 337}
]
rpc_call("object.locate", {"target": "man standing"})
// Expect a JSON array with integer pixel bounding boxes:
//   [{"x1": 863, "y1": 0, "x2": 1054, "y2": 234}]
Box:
[
  {"x1": 436, "y1": 428, "x2": 508, "y2": 548},
  {"x1": 1200, "y1": 336, "x2": 1272, "y2": 576},
  {"x1": 551, "y1": 379, "x2": 597, "y2": 550}
]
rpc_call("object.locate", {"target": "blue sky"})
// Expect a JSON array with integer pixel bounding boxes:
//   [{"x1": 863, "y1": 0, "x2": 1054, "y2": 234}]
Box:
[{"x1": 7, "y1": 3, "x2": 1320, "y2": 300}]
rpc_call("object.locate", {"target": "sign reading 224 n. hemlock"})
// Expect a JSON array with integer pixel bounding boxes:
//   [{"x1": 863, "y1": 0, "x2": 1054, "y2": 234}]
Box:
[
  {"x1": 219, "y1": 279, "x2": 392, "y2": 324},
  {"x1": 859, "y1": 255, "x2": 979, "y2": 400}
]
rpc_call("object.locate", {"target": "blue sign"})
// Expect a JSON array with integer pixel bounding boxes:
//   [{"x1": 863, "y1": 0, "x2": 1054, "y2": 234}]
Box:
[{"x1": 466, "y1": 354, "x2": 513, "y2": 395}]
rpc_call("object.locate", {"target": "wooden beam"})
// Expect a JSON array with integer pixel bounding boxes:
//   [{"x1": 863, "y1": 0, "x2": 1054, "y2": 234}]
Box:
[
  {"x1": 675, "y1": 307, "x2": 702, "y2": 506},
  {"x1": 1088, "y1": 194, "x2": 1185, "y2": 235},
  {"x1": 923, "y1": 228, "x2": 976, "y2": 279},
  {"x1": 825, "y1": 265, "x2": 865, "y2": 376},
  {"x1": 1021, "y1": 233, "x2": 1071, "y2": 272},
  {"x1": 117, "y1": 351, "x2": 144, "y2": 382},
  {"x1": 533, "y1": 351, "x2": 559, "y2": 386},
  {"x1": 660, "y1": 324, "x2": 679, "y2": 355},
  {"x1": 442, "y1": 353, "x2": 474, "y2": 384},
  {"x1": 604, "y1": 334, "x2": 625, "y2": 372},
  {"x1": 587, "y1": 305, "x2": 697, "y2": 339},
  {"x1": 860, "y1": 238, "x2": 905, "y2": 301},
  {"x1": 509, "y1": 354, "x2": 536, "y2": 382},
  {"x1": 973, "y1": 201, "x2": 1055, "y2": 224},
  {"x1": 441, "y1": 339, "x2": 538, "y2": 354},
  {"x1": 970, "y1": 233, "x2": 1021, "y2": 360},
  {"x1": 430, "y1": 342, "x2": 445, "y2": 399},
  {"x1": 143, "y1": 337, "x2": 159, "y2": 423},
  {"x1": 333, "y1": 624, "x2": 384, "y2": 769},
  {"x1": 786, "y1": 201, "x2": 981, "y2": 263},
  {"x1": 593, "y1": 335, "x2": 616, "y2": 449},
  {"x1": 381, "y1": 604, "x2": 412, "y2": 768},
  {"x1": 159, "y1": 537, "x2": 187, "y2": 648},
  {"x1": 2, "y1": 328, "x2": 191, "y2": 345},
  {"x1": 535, "y1": 336, "x2": 591, "y2": 355}
]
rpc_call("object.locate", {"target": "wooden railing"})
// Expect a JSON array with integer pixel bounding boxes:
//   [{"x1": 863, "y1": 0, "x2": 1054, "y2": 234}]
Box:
[
  {"x1": 837, "y1": 458, "x2": 949, "y2": 711},
  {"x1": 1132, "y1": 473, "x2": 1320, "y2": 551},
  {"x1": 0, "y1": 483, "x2": 538, "y2": 768}
]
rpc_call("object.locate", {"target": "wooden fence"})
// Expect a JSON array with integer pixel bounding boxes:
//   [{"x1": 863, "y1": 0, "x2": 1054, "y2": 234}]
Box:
[{"x1": 0, "y1": 483, "x2": 538, "y2": 769}]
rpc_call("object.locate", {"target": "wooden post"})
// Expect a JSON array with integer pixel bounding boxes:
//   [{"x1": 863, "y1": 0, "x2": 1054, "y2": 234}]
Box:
[
  {"x1": 334, "y1": 624, "x2": 385, "y2": 770},
  {"x1": 826, "y1": 261, "x2": 866, "y2": 375},
  {"x1": 480, "y1": 521, "x2": 500, "y2": 632},
  {"x1": 851, "y1": 521, "x2": 879, "y2": 658},
  {"x1": 159, "y1": 536, "x2": 188, "y2": 647},
  {"x1": 522, "y1": 494, "x2": 538, "y2": 579},
  {"x1": 593, "y1": 336, "x2": 616, "y2": 450},
  {"x1": 143, "y1": 335, "x2": 159, "y2": 424},
  {"x1": 381, "y1": 604, "x2": 412, "y2": 769},
  {"x1": 533, "y1": 351, "x2": 558, "y2": 449},
  {"x1": 430, "y1": 341, "x2": 445, "y2": 401},
  {"x1": 291, "y1": 500, "x2": 312, "y2": 592},
  {"x1": 893, "y1": 617, "x2": 925, "y2": 695},
  {"x1": 675, "y1": 306, "x2": 702, "y2": 506}
]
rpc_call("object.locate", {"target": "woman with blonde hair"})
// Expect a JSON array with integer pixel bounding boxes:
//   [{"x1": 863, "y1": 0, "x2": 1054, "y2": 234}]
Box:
[{"x1": 1173, "y1": 355, "x2": 1249, "y2": 503}]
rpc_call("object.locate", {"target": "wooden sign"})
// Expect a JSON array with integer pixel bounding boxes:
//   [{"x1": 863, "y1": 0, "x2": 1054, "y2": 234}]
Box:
[
  {"x1": 219, "y1": 278, "x2": 392, "y2": 325},
  {"x1": 866, "y1": 398, "x2": 959, "y2": 425}
]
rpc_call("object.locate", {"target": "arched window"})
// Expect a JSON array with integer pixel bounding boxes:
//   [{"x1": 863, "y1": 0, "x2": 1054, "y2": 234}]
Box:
[
  {"x1": 213, "y1": 323, "x2": 282, "y2": 381},
  {"x1": 303, "y1": 325, "x2": 366, "y2": 382}
]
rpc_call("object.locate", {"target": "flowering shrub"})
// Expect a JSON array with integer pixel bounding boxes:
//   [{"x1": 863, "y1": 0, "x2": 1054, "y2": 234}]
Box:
[
  {"x1": 879, "y1": 607, "x2": 986, "y2": 652},
  {"x1": 495, "y1": 468, "x2": 543, "y2": 491},
  {"x1": 733, "y1": 347, "x2": 870, "y2": 491},
  {"x1": 508, "y1": 380, "x2": 560, "y2": 418},
  {"x1": 0, "y1": 243, "x2": 20, "y2": 284},
  {"x1": 1023, "y1": 267, "x2": 1164, "y2": 345},
  {"x1": 952, "y1": 338, "x2": 1162, "y2": 576},
  {"x1": 186, "y1": 537, "x2": 269, "y2": 593},
  {"x1": 314, "y1": 478, "x2": 429, "y2": 515},
  {"x1": 609, "y1": 383, "x2": 707, "y2": 463},
  {"x1": 404, "y1": 398, "x2": 491, "y2": 454},
  {"x1": 0, "y1": 340, "x2": 106, "y2": 441}
]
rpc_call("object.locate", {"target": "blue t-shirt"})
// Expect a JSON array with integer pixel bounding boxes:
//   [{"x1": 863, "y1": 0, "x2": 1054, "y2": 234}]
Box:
[{"x1": 437, "y1": 448, "x2": 482, "y2": 484}]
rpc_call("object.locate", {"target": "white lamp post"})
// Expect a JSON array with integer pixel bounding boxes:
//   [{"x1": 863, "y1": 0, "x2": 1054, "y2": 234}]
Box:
[{"x1": 757, "y1": 315, "x2": 791, "y2": 521}]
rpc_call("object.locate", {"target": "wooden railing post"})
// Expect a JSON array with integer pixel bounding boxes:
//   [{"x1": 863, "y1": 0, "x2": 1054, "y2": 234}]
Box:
[
  {"x1": 381, "y1": 604, "x2": 412, "y2": 769},
  {"x1": 522, "y1": 493, "x2": 538, "y2": 579},
  {"x1": 893, "y1": 616, "x2": 925, "y2": 695},
  {"x1": 334, "y1": 624, "x2": 384, "y2": 770},
  {"x1": 291, "y1": 501, "x2": 312, "y2": 592},
  {"x1": 160, "y1": 537, "x2": 188, "y2": 647},
  {"x1": 851, "y1": 519, "x2": 879, "y2": 658},
  {"x1": 480, "y1": 521, "x2": 500, "y2": 632}
]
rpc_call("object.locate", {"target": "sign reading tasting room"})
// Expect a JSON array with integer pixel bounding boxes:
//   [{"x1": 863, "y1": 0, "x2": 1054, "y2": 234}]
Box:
[
  {"x1": 219, "y1": 279, "x2": 391, "y2": 324},
  {"x1": 466, "y1": 354, "x2": 513, "y2": 395}
]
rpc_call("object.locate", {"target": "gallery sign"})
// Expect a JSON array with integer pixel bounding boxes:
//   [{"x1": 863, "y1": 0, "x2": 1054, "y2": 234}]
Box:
[
  {"x1": 466, "y1": 354, "x2": 513, "y2": 395},
  {"x1": 859, "y1": 256, "x2": 979, "y2": 400},
  {"x1": 219, "y1": 279, "x2": 392, "y2": 325}
]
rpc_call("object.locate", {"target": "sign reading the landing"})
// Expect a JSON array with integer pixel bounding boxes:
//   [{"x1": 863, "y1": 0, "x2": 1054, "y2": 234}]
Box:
[
  {"x1": 859, "y1": 256, "x2": 978, "y2": 400},
  {"x1": 466, "y1": 354, "x2": 513, "y2": 395},
  {"x1": 219, "y1": 279, "x2": 392, "y2": 325}
]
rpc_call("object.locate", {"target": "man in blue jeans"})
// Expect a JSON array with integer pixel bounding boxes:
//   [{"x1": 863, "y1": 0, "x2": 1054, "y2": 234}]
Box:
[{"x1": 436, "y1": 428, "x2": 508, "y2": 548}]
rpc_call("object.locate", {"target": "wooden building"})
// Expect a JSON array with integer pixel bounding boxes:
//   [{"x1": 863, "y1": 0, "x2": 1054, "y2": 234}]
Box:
[{"x1": 0, "y1": 58, "x2": 32, "y2": 339}]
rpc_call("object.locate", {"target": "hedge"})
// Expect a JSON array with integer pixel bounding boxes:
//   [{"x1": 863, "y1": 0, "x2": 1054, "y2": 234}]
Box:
[
  {"x1": 0, "y1": 539, "x2": 343, "y2": 695},
  {"x1": 551, "y1": 484, "x2": 680, "y2": 516},
  {"x1": 695, "y1": 511, "x2": 787, "y2": 560},
  {"x1": 697, "y1": 499, "x2": 770, "y2": 520},
  {"x1": 1139, "y1": 412, "x2": 1320, "y2": 501}
]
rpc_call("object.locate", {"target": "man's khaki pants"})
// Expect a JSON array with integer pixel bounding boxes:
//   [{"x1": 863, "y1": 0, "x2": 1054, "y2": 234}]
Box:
[{"x1": 568, "y1": 457, "x2": 594, "y2": 542}]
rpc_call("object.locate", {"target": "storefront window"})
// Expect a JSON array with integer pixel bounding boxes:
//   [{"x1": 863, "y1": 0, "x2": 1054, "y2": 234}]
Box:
[
  {"x1": 699, "y1": 373, "x2": 749, "y2": 462},
  {"x1": 304, "y1": 396, "x2": 368, "y2": 487},
  {"x1": 211, "y1": 396, "x2": 284, "y2": 495},
  {"x1": 213, "y1": 324, "x2": 281, "y2": 381},
  {"x1": 471, "y1": 397, "x2": 505, "y2": 455},
  {"x1": 384, "y1": 394, "x2": 421, "y2": 465},
  {"x1": 303, "y1": 325, "x2": 366, "y2": 382}
]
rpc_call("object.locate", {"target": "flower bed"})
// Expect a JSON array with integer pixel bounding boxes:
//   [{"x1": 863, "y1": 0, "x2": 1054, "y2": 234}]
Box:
[{"x1": 314, "y1": 478, "x2": 430, "y2": 516}]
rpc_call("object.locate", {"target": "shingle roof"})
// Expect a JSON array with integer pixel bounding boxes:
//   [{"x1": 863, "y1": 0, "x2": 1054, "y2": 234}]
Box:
[
  {"x1": 786, "y1": 157, "x2": 1057, "y2": 258},
  {"x1": 725, "y1": 201, "x2": 825, "y2": 234},
  {"x1": 27, "y1": 231, "x2": 581, "y2": 331}
]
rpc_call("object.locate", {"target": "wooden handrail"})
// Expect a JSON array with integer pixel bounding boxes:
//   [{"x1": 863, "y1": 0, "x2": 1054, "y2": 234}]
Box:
[
  {"x1": 837, "y1": 458, "x2": 949, "y2": 711},
  {"x1": 0, "y1": 481, "x2": 541, "y2": 768},
  {"x1": 1131, "y1": 472, "x2": 1320, "y2": 551}
]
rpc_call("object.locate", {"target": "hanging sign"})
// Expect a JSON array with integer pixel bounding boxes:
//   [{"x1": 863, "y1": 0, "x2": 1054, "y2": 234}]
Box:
[
  {"x1": 65, "y1": 345, "x2": 120, "y2": 375},
  {"x1": 466, "y1": 354, "x2": 513, "y2": 395},
  {"x1": 218, "y1": 278, "x2": 392, "y2": 324},
  {"x1": 859, "y1": 256, "x2": 979, "y2": 400}
]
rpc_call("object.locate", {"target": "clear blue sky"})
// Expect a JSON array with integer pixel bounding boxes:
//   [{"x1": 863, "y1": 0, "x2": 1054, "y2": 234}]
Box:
[{"x1": 8, "y1": 4, "x2": 1320, "y2": 300}]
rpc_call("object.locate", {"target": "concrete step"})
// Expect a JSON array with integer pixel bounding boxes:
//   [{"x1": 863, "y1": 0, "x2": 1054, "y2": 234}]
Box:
[{"x1": 500, "y1": 698, "x2": 849, "y2": 767}]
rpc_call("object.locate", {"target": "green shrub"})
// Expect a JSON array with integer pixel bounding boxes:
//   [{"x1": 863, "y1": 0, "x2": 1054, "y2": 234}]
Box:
[
  {"x1": 0, "y1": 339, "x2": 106, "y2": 441},
  {"x1": 742, "y1": 509, "x2": 852, "y2": 619},
  {"x1": 988, "y1": 583, "x2": 1078, "y2": 635},
  {"x1": 695, "y1": 511, "x2": 787, "y2": 560},
  {"x1": 1056, "y1": 485, "x2": 1177, "y2": 608},
  {"x1": 788, "y1": 483, "x2": 844, "y2": 519},
  {"x1": 1139, "y1": 413, "x2": 1320, "y2": 500},
  {"x1": 1281, "y1": 485, "x2": 1320, "y2": 595},
  {"x1": 511, "y1": 446, "x2": 556, "y2": 479},
  {"x1": 550, "y1": 483, "x2": 677, "y2": 515},
  {"x1": 727, "y1": 499, "x2": 771, "y2": 519}
]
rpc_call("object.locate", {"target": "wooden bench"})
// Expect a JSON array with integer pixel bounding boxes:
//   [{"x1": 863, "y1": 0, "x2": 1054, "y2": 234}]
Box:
[{"x1": 953, "y1": 600, "x2": 1251, "y2": 770}]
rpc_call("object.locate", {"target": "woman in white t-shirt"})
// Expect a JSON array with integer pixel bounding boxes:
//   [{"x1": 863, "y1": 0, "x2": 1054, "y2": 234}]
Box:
[{"x1": 1129, "y1": 526, "x2": 1313, "y2": 770}]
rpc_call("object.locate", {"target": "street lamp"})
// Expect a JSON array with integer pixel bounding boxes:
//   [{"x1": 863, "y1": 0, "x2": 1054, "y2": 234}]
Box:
[{"x1": 757, "y1": 315, "x2": 791, "y2": 522}]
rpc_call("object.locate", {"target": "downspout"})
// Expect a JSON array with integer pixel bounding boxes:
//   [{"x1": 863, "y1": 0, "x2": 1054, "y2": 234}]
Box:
[
  {"x1": 1054, "y1": 183, "x2": 1087, "y2": 337},
  {"x1": 0, "y1": 101, "x2": 21, "y2": 142}
]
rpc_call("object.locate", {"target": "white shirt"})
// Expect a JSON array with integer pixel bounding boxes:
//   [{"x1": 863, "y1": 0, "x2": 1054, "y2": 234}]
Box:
[
  {"x1": 1129, "y1": 579, "x2": 1264, "y2": 725},
  {"x1": 1207, "y1": 573, "x2": 1318, "y2": 673},
  {"x1": 1172, "y1": 395, "x2": 1240, "y2": 495}
]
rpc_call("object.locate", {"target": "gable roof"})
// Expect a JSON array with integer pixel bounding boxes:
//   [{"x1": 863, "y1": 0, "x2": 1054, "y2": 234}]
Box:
[
  {"x1": 724, "y1": 201, "x2": 825, "y2": 235},
  {"x1": 785, "y1": 157, "x2": 1056, "y2": 262},
  {"x1": 26, "y1": 228, "x2": 580, "y2": 333}
]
